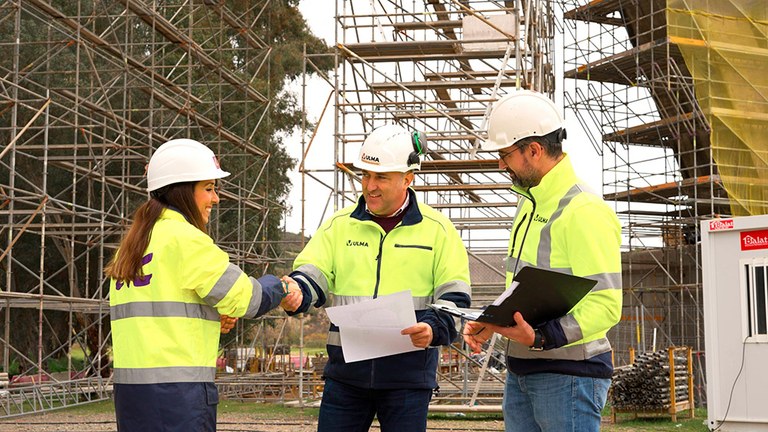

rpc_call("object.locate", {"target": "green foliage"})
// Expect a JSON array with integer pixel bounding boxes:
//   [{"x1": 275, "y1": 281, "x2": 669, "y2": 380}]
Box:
[
  {"x1": 47, "y1": 356, "x2": 85, "y2": 373},
  {"x1": 2, "y1": 358, "x2": 21, "y2": 376}
]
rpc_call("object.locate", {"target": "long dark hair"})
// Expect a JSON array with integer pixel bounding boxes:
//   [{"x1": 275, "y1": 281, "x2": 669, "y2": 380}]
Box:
[{"x1": 105, "y1": 181, "x2": 206, "y2": 283}]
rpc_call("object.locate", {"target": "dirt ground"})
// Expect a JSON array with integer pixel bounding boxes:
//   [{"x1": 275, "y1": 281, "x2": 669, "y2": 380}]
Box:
[{"x1": 0, "y1": 410, "x2": 506, "y2": 432}]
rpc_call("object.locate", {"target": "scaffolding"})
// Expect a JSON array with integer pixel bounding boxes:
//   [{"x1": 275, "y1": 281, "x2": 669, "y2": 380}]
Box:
[
  {"x1": 4, "y1": 0, "x2": 766, "y2": 418},
  {"x1": 562, "y1": 0, "x2": 768, "y2": 405},
  {"x1": 0, "y1": 0, "x2": 295, "y2": 417}
]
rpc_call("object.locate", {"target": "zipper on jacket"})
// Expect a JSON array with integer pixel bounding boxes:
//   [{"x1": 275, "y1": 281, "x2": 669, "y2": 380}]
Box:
[
  {"x1": 373, "y1": 232, "x2": 386, "y2": 298},
  {"x1": 510, "y1": 197, "x2": 536, "y2": 275},
  {"x1": 509, "y1": 213, "x2": 528, "y2": 259}
]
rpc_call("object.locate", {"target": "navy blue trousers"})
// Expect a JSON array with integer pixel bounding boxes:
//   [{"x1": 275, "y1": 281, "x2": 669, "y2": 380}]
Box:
[
  {"x1": 317, "y1": 378, "x2": 433, "y2": 432},
  {"x1": 113, "y1": 382, "x2": 218, "y2": 431}
]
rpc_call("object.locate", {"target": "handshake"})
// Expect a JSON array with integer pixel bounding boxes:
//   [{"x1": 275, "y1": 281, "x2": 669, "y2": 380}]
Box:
[{"x1": 220, "y1": 275, "x2": 303, "y2": 334}]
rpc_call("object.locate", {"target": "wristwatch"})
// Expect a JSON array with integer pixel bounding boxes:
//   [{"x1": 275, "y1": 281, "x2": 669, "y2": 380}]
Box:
[{"x1": 529, "y1": 328, "x2": 545, "y2": 351}]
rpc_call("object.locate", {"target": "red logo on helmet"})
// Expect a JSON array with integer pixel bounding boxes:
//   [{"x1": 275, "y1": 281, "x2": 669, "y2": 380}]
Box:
[{"x1": 212, "y1": 156, "x2": 221, "y2": 169}]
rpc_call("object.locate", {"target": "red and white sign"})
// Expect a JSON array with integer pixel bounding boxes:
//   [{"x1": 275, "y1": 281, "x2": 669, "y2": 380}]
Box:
[
  {"x1": 741, "y1": 229, "x2": 768, "y2": 251},
  {"x1": 709, "y1": 219, "x2": 734, "y2": 231}
]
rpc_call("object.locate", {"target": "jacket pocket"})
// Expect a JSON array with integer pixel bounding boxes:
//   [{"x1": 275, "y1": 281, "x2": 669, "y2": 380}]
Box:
[{"x1": 394, "y1": 244, "x2": 433, "y2": 251}]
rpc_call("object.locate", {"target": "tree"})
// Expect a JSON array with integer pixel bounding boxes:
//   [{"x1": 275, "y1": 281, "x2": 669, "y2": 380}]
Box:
[{"x1": 0, "y1": 0, "x2": 332, "y2": 376}]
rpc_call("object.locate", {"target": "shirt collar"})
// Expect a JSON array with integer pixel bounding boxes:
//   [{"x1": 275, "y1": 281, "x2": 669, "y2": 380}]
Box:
[{"x1": 365, "y1": 193, "x2": 410, "y2": 218}]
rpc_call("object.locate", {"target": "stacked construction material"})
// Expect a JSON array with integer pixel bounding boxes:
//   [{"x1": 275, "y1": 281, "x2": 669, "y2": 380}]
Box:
[{"x1": 610, "y1": 350, "x2": 690, "y2": 410}]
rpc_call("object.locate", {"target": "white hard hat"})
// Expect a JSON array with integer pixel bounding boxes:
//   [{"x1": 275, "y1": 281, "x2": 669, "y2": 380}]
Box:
[
  {"x1": 483, "y1": 89, "x2": 565, "y2": 151},
  {"x1": 146, "y1": 139, "x2": 230, "y2": 192},
  {"x1": 353, "y1": 124, "x2": 426, "y2": 173}
]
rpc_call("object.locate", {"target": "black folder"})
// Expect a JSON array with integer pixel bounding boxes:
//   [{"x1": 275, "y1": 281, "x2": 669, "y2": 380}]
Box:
[{"x1": 429, "y1": 266, "x2": 597, "y2": 327}]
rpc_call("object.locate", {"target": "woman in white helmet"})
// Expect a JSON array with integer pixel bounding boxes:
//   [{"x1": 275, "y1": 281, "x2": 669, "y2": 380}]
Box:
[{"x1": 106, "y1": 139, "x2": 301, "y2": 432}]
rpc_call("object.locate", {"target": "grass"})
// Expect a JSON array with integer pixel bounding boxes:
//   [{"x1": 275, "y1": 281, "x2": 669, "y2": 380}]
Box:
[
  {"x1": 59, "y1": 399, "x2": 114, "y2": 415},
  {"x1": 601, "y1": 408, "x2": 709, "y2": 431},
  {"x1": 39, "y1": 400, "x2": 713, "y2": 431},
  {"x1": 291, "y1": 347, "x2": 326, "y2": 356}
]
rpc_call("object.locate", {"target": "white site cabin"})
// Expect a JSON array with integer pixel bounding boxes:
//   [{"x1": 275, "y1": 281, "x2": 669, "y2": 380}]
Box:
[{"x1": 702, "y1": 215, "x2": 768, "y2": 431}]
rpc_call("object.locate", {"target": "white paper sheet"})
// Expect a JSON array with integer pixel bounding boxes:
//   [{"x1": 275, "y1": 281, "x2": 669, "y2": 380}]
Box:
[{"x1": 325, "y1": 290, "x2": 421, "y2": 362}]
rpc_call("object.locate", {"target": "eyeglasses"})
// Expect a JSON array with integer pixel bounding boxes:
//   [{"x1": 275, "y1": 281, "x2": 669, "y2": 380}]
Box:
[{"x1": 498, "y1": 145, "x2": 522, "y2": 160}]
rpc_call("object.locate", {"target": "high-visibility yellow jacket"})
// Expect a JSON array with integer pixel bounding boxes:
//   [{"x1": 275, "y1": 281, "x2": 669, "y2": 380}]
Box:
[
  {"x1": 110, "y1": 208, "x2": 285, "y2": 384},
  {"x1": 291, "y1": 189, "x2": 471, "y2": 389},
  {"x1": 504, "y1": 154, "x2": 623, "y2": 378}
]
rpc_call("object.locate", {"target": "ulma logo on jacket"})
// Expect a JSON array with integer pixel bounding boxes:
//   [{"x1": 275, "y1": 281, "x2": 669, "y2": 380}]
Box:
[
  {"x1": 361, "y1": 153, "x2": 380, "y2": 164},
  {"x1": 347, "y1": 239, "x2": 369, "y2": 247}
]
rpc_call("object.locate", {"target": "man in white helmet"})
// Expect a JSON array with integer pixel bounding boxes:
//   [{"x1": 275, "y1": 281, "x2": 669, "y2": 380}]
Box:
[
  {"x1": 286, "y1": 124, "x2": 472, "y2": 431},
  {"x1": 106, "y1": 139, "x2": 302, "y2": 432},
  {"x1": 463, "y1": 90, "x2": 622, "y2": 432}
]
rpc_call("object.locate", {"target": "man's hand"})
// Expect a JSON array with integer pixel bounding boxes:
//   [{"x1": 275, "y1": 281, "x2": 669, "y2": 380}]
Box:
[
  {"x1": 279, "y1": 276, "x2": 302, "y2": 312},
  {"x1": 220, "y1": 315, "x2": 237, "y2": 334},
  {"x1": 462, "y1": 321, "x2": 493, "y2": 353},
  {"x1": 401, "y1": 322, "x2": 433, "y2": 348},
  {"x1": 463, "y1": 312, "x2": 536, "y2": 351},
  {"x1": 485, "y1": 312, "x2": 536, "y2": 347}
]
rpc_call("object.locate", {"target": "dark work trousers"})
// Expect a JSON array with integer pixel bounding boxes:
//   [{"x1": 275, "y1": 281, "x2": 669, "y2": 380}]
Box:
[
  {"x1": 317, "y1": 377, "x2": 433, "y2": 432},
  {"x1": 113, "y1": 381, "x2": 218, "y2": 431}
]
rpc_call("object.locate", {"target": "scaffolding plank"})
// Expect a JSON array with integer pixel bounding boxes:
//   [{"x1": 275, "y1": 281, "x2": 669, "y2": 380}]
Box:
[
  {"x1": 341, "y1": 40, "x2": 511, "y2": 62},
  {"x1": 340, "y1": 159, "x2": 500, "y2": 174},
  {"x1": 393, "y1": 110, "x2": 486, "y2": 120},
  {"x1": 370, "y1": 78, "x2": 519, "y2": 91},
  {"x1": 603, "y1": 112, "x2": 694, "y2": 146},
  {"x1": 563, "y1": 0, "x2": 624, "y2": 26},
  {"x1": 564, "y1": 38, "x2": 682, "y2": 85},
  {"x1": 391, "y1": 19, "x2": 463, "y2": 31},
  {"x1": 604, "y1": 175, "x2": 725, "y2": 204}
]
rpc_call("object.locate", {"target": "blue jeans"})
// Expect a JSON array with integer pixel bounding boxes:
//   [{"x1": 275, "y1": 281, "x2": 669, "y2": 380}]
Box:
[
  {"x1": 503, "y1": 371, "x2": 610, "y2": 432},
  {"x1": 317, "y1": 378, "x2": 433, "y2": 432}
]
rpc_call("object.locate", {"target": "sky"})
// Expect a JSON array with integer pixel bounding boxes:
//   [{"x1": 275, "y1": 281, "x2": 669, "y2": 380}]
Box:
[{"x1": 284, "y1": 1, "x2": 605, "y2": 236}]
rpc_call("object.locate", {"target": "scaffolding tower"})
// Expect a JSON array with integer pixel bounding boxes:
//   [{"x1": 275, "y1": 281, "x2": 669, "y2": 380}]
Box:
[
  {"x1": 562, "y1": 0, "x2": 768, "y2": 404},
  {"x1": 0, "y1": 0, "x2": 293, "y2": 417}
]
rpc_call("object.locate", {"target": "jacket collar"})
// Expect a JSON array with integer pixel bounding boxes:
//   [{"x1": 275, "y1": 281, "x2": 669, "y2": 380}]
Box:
[
  {"x1": 511, "y1": 153, "x2": 577, "y2": 205},
  {"x1": 160, "y1": 207, "x2": 189, "y2": 223},
  {"x1": 351, "y1": 188, "x2": 423, "y2": 226}
]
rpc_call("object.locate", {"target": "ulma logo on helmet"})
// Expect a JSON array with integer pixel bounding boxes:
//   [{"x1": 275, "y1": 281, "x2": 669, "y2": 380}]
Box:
[{"x1": 361, "y1": 153, "x2": 380, "y2": 165}]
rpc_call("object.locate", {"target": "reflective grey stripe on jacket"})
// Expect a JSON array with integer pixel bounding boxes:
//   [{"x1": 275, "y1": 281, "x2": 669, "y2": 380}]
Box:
[
  {"x1": 113, "y1": 366, "x2": 216, "y2": 384},
  {"x1": 200, "y1": 263, "x2": 265, "y2": 318},
  {"x1": 506, "y1": 336, "x2": 613, "y2": 360},
  {"x1": 434, "y1": 280, "x2": 471, "y2": 299},
  {"x1": 328, "y1": 330, "x2": 341, "y2": 346},
  {"x1": 537, "y1": 184, "x2": 582, "y2": 268},
  {"x1": 505, "y1": 259, "x2": 621, "y2": 293},
  {"x1": 243, "y1": 276, "x2": 265, "y2": 318},
  {"x1": 329, "y1": 294, "x2": 432, "y2": 309},
  {"x1": 293, "y1": 263, "x2": 329, "y2": 306},
  {"x1": 433, "y1": 280, "x2": 471, "y2": 332},
  {"x1": 111, "y1": 301, "x2": 219, "y2": 322}
]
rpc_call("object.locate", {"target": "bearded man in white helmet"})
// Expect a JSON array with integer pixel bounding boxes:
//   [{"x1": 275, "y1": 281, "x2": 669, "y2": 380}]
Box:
[
  {"x1": 286, "y1": 124, "x2": 472, "y2": 432},
  {"x1": 106, "y1": 139, "x2": 302, "y2": 432},
  {"x1": 463, "y1": 90, "x2": 623, "y2": 432}
]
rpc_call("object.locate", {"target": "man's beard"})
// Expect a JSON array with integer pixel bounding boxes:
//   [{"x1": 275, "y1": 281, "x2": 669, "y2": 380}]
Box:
[{"x1": 506, "y1": 164, "x2": 540, "y2": 189}]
